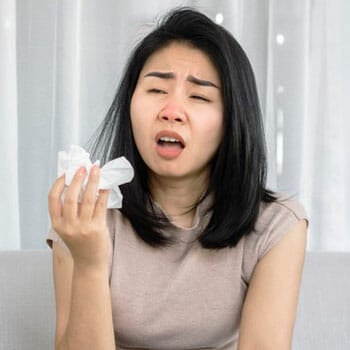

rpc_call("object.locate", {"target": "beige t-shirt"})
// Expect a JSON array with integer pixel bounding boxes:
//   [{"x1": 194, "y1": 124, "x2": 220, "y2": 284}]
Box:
[{"x1": 47, "y1": 194, "x2": 308, "y2": 350}]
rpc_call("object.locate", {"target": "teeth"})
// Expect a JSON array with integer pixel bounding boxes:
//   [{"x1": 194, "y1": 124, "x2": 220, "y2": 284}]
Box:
[{"x1": 159, "y1": 137, "x2": 180, "y2": 143}]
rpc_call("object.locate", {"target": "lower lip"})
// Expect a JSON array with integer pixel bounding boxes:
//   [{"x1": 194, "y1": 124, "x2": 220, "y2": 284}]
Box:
[{"x1": 155, "y1": 143, "x2": 184, "y2": 159}]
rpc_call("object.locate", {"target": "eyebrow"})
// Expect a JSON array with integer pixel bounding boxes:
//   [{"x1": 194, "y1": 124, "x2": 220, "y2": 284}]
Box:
[{"x1": 144, "y1": 71, "x2": 220, "y2": 89}]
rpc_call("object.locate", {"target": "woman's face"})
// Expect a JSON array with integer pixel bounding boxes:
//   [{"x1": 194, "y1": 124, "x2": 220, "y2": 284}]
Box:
[{"x1": 130, "y1": 41, "x2": 224, "y2": 182}]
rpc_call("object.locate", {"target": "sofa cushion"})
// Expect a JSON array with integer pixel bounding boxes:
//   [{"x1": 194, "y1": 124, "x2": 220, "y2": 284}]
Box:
[
  {"x1": 293, "y1": 252, "x2": 350, "y2": 349},
  {"x1": 0, "y1": 250, "x2": 55, "y2": 350}
]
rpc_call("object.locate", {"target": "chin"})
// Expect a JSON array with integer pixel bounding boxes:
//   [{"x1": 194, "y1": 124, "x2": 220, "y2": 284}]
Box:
[{"x1": 153, "y1": 168, "x2": 186, "y2": 179}]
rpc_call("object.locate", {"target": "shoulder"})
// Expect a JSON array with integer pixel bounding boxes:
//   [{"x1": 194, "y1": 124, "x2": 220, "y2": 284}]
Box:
[
  {"x1": 242, "y1": 193, "x2": 308, "y2": 283},
  {"x1": 106, "y1": 208, "x2": 127, "y2": 241},
  {"x1": 107, "y1": 208, "x2": 138, "y2": 243},
  {"x1": 255, "y1": 193, "x2": 308, "y2": 237}
]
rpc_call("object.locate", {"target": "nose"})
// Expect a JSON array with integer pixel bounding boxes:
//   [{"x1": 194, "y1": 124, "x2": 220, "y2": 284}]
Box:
[{"x1": 158, "y1": 102, "x2": 186, "y2": 124}]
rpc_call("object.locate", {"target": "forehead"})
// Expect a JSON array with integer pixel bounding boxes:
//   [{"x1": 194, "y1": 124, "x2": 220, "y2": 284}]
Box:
[{"x1": 140, "y1": 41, "x2": 220, "y2": 82}]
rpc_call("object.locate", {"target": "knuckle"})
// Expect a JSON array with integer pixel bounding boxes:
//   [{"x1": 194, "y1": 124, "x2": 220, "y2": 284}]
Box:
[
  {"x1": 64, "y1": 195, "x2": 76, "y2": 205},
  {"x1": 98, "y1": 190, "x2": 109, "y2": 203},
  {"x1": 79, "y1": 225, "x2": 89, "y2": 236},
  {"x1": 74, "y1": 168, "x2": 86, "y2": 180},
  {"x1": 83, "y1": 196, "x2": 95, "y2": 207},
  {"x1": 88, "y1": 169, "x2": 98, "y2": 180},
  {"x1": 72, "y1": 177, "x2": 84, "y2": 186},
  {"x1": 80, "y1": 224, "x2": 96, "y2": 237},
  {"x1": 48, "y1": 191, "x2": 58, "y2": 201},
  {"x1": 60, "y1": 226, "x2": 76, "y2": 239},
  {"x1": 96, "y1": 198, "x2": 106, "y2": 209},
  {"x1": 90, "y1": 220, "x2": 100, "y2": 229},
  {"x1": 93, "y1": 213, "x2": 106, "y2": 226},
  {"x1": 60, "y1": 221, "x2": 71, "y2": 234},
  {"x1": 51, "y1": 219, "x2": 61, "y2": 232}
]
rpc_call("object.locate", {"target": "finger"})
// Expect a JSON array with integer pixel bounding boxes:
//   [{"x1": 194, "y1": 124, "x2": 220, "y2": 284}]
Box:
[
  {"x1": 48, "y1": 174, "x2": 66, "y2": 222},
  {"x1": 93, "y1": 189, "x2": 110, "y2": 222},
  {"x1": 80, "y1": 165, "x2": 100, "y2": 221},
  {"x1": 62, "y1": 166, "x2": 87, "y2": 220}
]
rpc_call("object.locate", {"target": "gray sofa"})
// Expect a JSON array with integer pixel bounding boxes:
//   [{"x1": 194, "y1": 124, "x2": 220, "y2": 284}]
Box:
[{"x1": 0, "y1": 250, "x2": 349, "y2": 349}]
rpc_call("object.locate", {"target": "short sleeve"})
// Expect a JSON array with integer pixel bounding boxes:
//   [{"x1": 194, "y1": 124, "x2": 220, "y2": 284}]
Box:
[
  {"x1": 256, "y1": 196, "x2": 308, "y2": 259},
  {"x1": 242, "y1": 195, "x2": 308, "y2": 284}
]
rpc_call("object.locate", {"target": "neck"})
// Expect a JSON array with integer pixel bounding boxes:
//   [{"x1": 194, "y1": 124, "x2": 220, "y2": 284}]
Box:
[{"x1": 149, "y1": 173, "x2": 208, "y2": 228}]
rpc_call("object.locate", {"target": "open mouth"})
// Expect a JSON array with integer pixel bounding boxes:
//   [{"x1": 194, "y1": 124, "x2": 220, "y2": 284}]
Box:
[
  {"x1": 155, "y1": 131, "x2": 186, "y2": 159},
  {"x1": 157, "y1": 136, "x2": 185, "y2": 148}
]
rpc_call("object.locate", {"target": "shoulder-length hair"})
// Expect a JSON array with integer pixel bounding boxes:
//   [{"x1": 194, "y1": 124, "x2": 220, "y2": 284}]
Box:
[{"x1": 88, "y1": 7, "x2": 277, "y2": 249}]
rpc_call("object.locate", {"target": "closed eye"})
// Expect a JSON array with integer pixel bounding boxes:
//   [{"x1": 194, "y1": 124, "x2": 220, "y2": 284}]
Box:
[
  {"x1": 190, "y1": 95, "x2": 210, "y2": 102},
  {"x1": 147, "y1": 88, "x2": 167, "y2": 94}
]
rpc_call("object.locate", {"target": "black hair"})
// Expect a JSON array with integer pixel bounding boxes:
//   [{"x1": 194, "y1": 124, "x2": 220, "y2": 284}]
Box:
[{"x1": 87, "y1": 7, "x2": 277, "y2": 249}]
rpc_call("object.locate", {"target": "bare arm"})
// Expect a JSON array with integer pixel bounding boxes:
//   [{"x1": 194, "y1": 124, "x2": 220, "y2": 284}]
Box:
[
  {"x1": 48, "y1": 166, "x2": 116, "y2": 350},
  {"x1": 237, "y1": 219, "x2": 308, "y2": 350}
]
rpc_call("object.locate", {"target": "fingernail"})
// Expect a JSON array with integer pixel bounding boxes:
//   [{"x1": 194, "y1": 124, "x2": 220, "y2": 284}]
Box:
[
  {"x1": 78, "y1": 166, "x2": 86, "y2": 176},
  {"x1": 91, "y1": 165, "x2": 99, "y2": 176}
]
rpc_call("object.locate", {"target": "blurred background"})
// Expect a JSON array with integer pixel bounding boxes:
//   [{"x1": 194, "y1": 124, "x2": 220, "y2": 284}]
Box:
[{"x1": 0, "y1": 0, "x2": 349, "y2": 251}]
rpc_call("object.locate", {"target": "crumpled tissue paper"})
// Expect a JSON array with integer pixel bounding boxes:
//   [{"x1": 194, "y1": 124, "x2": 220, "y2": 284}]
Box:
[{"x1": 58, "y1": 145, "x2": 134, "y2": 208}]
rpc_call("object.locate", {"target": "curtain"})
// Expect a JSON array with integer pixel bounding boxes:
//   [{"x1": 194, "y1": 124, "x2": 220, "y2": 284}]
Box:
[
  {"x1": 0, "y1": 0, "x2": 20, "y2": 249},
  {"x1": 304, "y1": 0, "x2": 350, "y2": 250},
  {"x1": 0, "y1": 0, "x2": 348, "y2": 250},
  {"x1": 265, "y1": 0, "x2": 350, "y2": 251}
]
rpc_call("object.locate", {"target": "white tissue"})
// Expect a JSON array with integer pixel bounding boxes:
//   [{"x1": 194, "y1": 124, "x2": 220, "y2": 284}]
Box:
[{"x1": 58, "y1": 145, "x2": 134, "y2": 208}]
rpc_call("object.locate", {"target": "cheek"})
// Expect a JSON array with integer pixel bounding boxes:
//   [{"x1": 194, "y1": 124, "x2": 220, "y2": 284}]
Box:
[
  {"x1": 201, "y1": 111, "x2": 224, "y2": 146},
  {"x1": 202, "y1": 117, "x2": 223, "y2": 161},
  {"x1": 130, "y1": 92, "x2": 147, "y2": 129},
  {"x1": 212, "y1": 106, "x2": 224, "y2": 144},
  {"x1": 130, "y1": 91, "x2": 156, "y2": 126},
  {"x1": 130, "y1": 93, "x2": 156, "y2": 159},
  {"x1": 130, "y1": 93, "x2": 140, "y2": 127},
  {"x1": 130, "y1": 95, "x2": 145, "y2": 150}
]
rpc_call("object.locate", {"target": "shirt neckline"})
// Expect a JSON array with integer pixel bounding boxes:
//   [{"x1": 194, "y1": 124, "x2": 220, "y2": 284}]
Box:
[{"x1": 151, "y1": 193, "x2": 213, "y2": 244}]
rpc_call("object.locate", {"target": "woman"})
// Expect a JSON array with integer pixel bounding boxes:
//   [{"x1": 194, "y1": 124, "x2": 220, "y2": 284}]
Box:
[{"x1": 47, "y1": 8, "x2": 308, "y2": 350}]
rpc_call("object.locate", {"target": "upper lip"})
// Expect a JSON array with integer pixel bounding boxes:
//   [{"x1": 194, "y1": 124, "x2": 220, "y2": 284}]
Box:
[{"x1": 155, "y1": 130, "x2": 186, "y2": 147}]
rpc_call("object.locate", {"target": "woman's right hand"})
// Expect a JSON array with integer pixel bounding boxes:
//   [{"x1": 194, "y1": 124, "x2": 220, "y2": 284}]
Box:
[{"x1": 48, "y1": 165, "x2": 111, "y2": 271}]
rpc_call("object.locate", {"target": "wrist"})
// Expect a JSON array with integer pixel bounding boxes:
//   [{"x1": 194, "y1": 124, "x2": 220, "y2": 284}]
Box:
[{"x1": 73, "y1": 259, "x2": 110, "y2": 278}]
